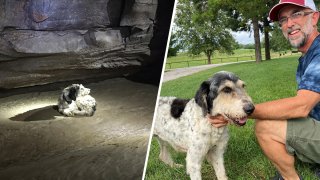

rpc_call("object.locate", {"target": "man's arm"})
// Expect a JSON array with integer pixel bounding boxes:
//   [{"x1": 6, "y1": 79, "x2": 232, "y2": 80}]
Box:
[{"x1": 251, "y1": 89, "x2": 320, "y2": 120}]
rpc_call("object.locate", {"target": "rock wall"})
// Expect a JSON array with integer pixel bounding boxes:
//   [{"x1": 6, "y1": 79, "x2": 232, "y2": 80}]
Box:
[{"x1": 0, "y1": 0, "x2": 172, "y2": 89}]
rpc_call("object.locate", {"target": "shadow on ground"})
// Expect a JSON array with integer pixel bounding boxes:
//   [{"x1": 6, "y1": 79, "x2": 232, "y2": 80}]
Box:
[{"x1": 10, "y1": 105, "x2": 62, "y2": 121}]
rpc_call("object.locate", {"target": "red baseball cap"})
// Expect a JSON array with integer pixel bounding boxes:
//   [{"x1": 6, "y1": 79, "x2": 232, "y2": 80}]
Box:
[{"x1": 269, "y1": 0, "x2": 317, "y2": 21}]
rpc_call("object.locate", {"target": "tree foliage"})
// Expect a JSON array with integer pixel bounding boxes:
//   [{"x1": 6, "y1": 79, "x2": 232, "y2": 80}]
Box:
[
  {"x1": 167, "y1": 33, "x2": 182, "y2": 57},
  {"x1": 269, "y1": 27, "x2": 292, "y2": 52},
  {"x1": 204, "y1": 0, "x2": 281, "y2": 62},
  {"x1": 174, "y1": 0, "x2": 236, "y2": 64}
]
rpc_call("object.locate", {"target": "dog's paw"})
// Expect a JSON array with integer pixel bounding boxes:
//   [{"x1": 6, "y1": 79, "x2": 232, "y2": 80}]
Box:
[
  {"x1": 172, "y1": 163, "x2": 184, "y2": 168},
  {"x1": 87, "y1": 111, "x2": 95, "y2": 116},
  {"x1": 63, "y1": 111, "x2": 74, "y2": 117}
]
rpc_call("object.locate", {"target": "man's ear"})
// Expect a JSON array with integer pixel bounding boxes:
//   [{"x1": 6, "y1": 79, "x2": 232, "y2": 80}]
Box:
[{"x1": 312, "y1": 11, "x2": 320, "y2": 27}]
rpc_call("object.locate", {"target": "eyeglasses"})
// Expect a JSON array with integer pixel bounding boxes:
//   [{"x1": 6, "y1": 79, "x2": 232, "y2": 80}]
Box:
[{"x1": 278, "y1": 11, "x2": 314, "y2": 26}]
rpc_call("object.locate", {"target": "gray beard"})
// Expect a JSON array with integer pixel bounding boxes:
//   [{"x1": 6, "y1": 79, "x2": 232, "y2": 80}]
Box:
[{"x1": 288, "y1": 32, "x2": 308, "y2": 48}]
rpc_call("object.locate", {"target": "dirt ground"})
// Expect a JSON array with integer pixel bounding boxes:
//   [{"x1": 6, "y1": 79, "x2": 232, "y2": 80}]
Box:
[{"x1": 0, "y1": 78, "x2": 158, "y2": 180}]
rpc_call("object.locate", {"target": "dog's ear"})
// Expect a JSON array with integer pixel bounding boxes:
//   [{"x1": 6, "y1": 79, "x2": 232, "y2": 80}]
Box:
[
  {"x1": 206, "y1": 86, "x2": 218, "y2": 115},
  {"x1": 195, "y1": 81, "x2": 210, "y2": 116},
  {"x1": 62, "y1": 90, "x2": 73, "y2": 104},
  {"x1": 68, "y1": 87, "x2": 78, "y2": 101}
]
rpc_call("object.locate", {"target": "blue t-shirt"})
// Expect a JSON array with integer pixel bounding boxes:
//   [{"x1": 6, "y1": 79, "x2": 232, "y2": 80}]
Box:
[{"x1": 296, "y1": 35, "x2": 320, "y2": 121}]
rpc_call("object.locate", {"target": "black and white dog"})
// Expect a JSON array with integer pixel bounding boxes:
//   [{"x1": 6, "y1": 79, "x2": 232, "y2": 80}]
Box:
[
  {"x1": 58, "y1": 84, "x2": 96, "y2": 116},
  {"x1": 153, "y1": 71, "x2": 255, "y2": 180}
]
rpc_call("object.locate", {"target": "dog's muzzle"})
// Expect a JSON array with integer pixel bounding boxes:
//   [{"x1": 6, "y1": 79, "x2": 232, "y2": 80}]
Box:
[{"x1": 224, "y1": 103, "x2": 255, "y2": 126}]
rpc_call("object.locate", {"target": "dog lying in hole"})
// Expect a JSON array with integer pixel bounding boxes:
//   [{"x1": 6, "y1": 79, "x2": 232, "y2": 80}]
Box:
[
  {"x1": 58, "y1": 84, "x2": 96, "y2": 116},
  {"x1": 153, "y1": 71, "x2": 255, "y2": 180}
]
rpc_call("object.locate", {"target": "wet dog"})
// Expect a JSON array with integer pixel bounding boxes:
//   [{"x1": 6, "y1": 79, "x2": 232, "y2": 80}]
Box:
[
  {"x1": 58, "y1": 84, "x2": 96, "y2": 116},
  {"x1": 153, "y1": 71, "x2": 255, "y2": 180}
]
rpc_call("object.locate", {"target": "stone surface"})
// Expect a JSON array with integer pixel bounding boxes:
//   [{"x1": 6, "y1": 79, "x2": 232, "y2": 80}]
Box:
[
  {"x1": 2, "y1": 30, "x2": 88, "y2": 54},
  {"x1": 120, "y1": 0, "x2": 157, "y2": 29},
  {"x1": 0, "y1": 78, "x2": 157, "y2": 179},
  {"x1": 0, "y1": 0, "x2": 173, "y2": 89},
  {"x1": 0, "y1": 0, "x2": 123, "y2": 30}
]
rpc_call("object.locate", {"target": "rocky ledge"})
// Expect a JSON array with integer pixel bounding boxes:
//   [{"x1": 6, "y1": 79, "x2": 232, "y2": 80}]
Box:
[{"x1": 0, "y1": 0, "x2": 173, "y2": 89}]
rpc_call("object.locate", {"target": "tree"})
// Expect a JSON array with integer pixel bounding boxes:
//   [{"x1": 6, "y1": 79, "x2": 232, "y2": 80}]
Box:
[
  {"x1": 262, "y1": 0, "x2": 279, "y2": 61},
  {"x1": 167, "y1": 33, "x2": 182, "y2": 57},
  {"x1": 207, "y1": 0, "x2": 278, "y2": 62},
  {"x1": 175, "y1": 0, "x2": 236, "y2": 64},
  {"x1": 269, "y1": 26, "x2": 292, "y2": 52},
  {"x1": 205, "y1": 0, "x2": 257, "y2": 63}
]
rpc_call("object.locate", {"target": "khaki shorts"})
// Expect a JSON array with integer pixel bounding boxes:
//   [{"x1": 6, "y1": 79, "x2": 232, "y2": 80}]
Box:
[{"x1": 286, "y1": 117, "x2": 320, "y2": 164}]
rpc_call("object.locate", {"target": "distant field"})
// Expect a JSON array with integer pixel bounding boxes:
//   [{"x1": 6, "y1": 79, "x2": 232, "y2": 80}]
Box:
[{"x1": 165, "y1": 49, "x2": 298, "y2": 69}]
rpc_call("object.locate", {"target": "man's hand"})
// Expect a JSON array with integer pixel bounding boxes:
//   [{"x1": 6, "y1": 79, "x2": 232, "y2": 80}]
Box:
[{"x1": 207, "y1": 114, "x2": 229, "y2": 128}]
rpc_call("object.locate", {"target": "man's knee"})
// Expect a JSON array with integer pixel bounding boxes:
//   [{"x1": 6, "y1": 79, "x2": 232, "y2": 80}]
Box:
[
  {"x1": 254, "y1": 119, "x2": 287, "y2": 144},
  {"x1": 254, "y1": 119, "x2": 270, "y2": 137}
]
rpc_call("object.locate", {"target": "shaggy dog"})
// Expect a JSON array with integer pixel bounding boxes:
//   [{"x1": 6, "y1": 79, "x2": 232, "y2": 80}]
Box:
[
  {"x1": 58, "y1": 84, "x2": 96, "y2": 116},
  {"x1": 153, "y1": 71, "x2": 255, "y2": 180}
]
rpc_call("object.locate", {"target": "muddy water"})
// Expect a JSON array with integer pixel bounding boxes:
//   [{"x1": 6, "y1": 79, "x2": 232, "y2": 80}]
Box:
[{"x1": 0, "y1": 78, "x2": 157, "y2": 180}]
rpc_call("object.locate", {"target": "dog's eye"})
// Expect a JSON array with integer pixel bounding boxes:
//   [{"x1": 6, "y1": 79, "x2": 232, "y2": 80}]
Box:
[{"x1": 222, "y1": 87, "x2": 232, "y2": 93}]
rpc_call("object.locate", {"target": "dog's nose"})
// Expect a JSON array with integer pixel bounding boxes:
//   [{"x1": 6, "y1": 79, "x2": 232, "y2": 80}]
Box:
[{"x1": 243, "y1": 104, "x2": 255, "y2": 115}]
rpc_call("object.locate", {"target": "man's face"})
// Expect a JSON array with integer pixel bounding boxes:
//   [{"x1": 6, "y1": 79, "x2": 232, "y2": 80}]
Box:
[{"x1": 279, "y1": 5, "x2": 314, "y2": 48}]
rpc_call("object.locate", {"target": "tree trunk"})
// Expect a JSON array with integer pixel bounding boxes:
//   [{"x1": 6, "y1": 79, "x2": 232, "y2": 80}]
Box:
[
  {"x1": 264, "y1": 18, "x2": 271, "y2": 60},
  {"x1": 206, "y1": 50, "x2": 212, "y2": 64},
  {"x1": 252, "y1": 17, "x2": 262, "y2": 63},
  {"x1": 207, "y1": 54, "x2": 211, "y2": 64}
]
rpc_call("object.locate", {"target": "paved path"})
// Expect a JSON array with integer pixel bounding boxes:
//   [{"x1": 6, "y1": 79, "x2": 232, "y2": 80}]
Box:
[{"x1": 162, "y1": 60, "x2": 254, "y2": 82}]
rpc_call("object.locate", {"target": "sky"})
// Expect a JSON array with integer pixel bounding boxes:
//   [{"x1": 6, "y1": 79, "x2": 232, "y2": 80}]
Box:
[{"x1": 231, "y1": 31, "x2": 255, "y2": 45}]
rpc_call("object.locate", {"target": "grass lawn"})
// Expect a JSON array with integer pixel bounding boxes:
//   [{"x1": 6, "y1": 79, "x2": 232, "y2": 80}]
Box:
[{"x1": 145, "y1": 56, "x2": 318, "y2": 179}]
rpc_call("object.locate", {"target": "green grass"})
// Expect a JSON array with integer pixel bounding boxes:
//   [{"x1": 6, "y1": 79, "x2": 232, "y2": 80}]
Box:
[
  {"x1": 146, "y1": 57, "x2": 318, "y2": 180},
  {"x1": 165, "y1": 49, "x2": 296, "y2": 69}
]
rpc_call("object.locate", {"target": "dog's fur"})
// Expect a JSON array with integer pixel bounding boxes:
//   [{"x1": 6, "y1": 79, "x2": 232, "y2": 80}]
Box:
[
  {"x1": 58, "y1": 84, "x2": 96, "y2": 116},
  {"x1": 154, "y1": 71, "x2": 255, "y2": 180}
]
